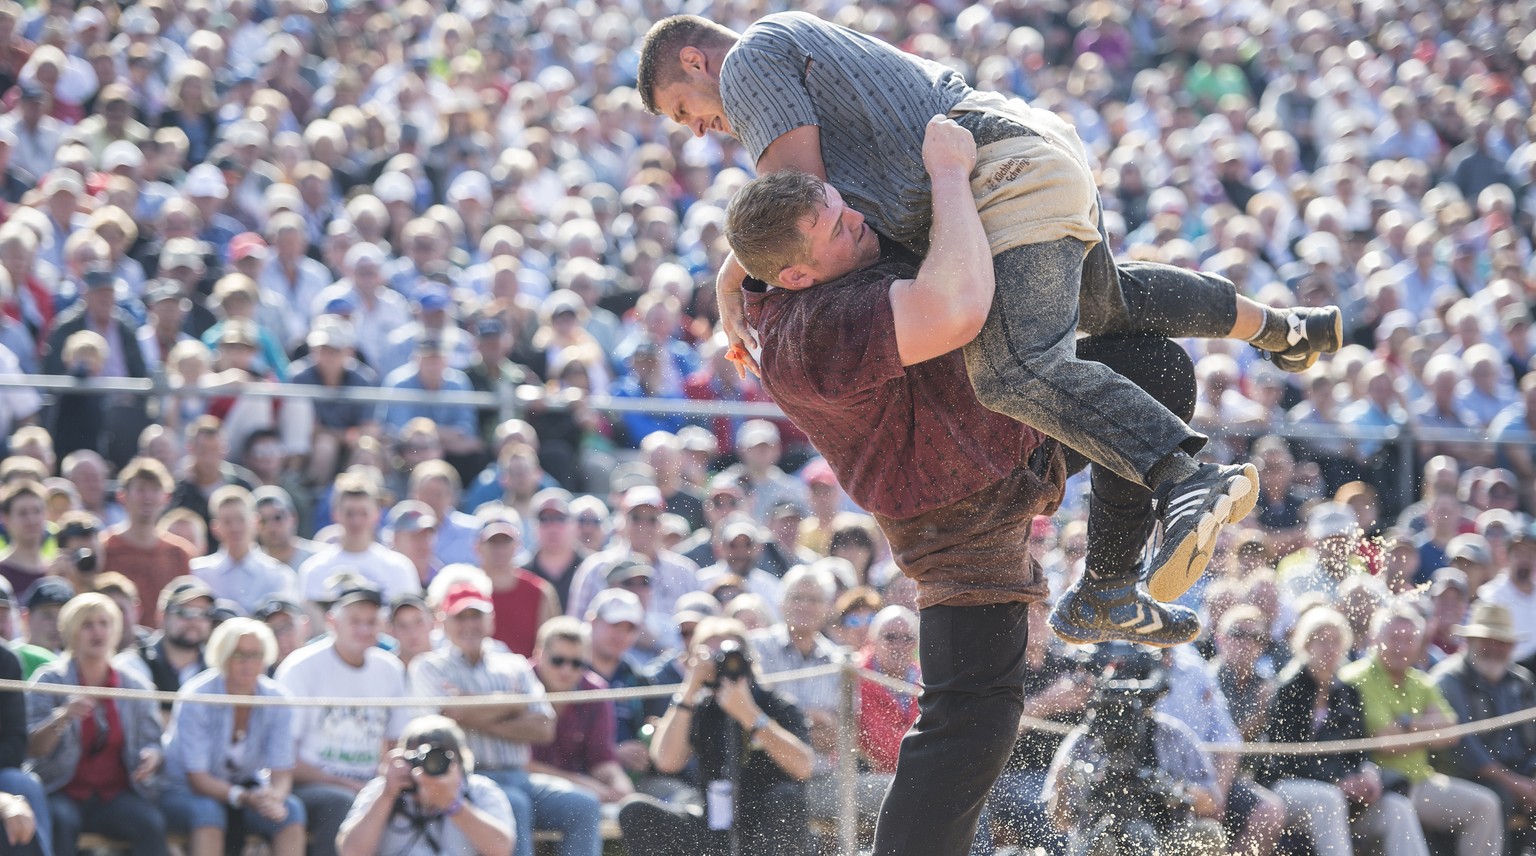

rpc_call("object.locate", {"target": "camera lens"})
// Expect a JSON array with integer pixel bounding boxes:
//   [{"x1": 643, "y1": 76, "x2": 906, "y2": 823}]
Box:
[{"x1": 72, "y1": 548, "x2": 97, "y2": 573}]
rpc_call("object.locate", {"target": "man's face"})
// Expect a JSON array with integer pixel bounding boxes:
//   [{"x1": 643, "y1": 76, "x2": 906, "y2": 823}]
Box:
[
  {"x1": 721, "y1": 534, "x2": 758, "y2": 574},
  {"x1": 389, "y1": 605, "x2": 433, "y2": 652},
  {"x1": 780, "y1": 184, "x2": 880, "y2": 289},
  {"x1": 330, "y1": 602, "x2": 383, "y2": 659},
  {"x1": 1375, "y1": 617, "x2": 1423, "y2": 673},
  {"x1": 535, "y1": 638, "x2": 588, "y2": 692},
  {"x1": 263, "y1": 611, "x2": 306, "y2": 661},
  {"x1": 782, "y1": 579, "x2": 831, "y2": 633},
  {"x1": 589, "y1": 617, "x2": 638, "y2": 663},
  {"x1": 211, "y1": 503, "x2": 253, "y2": 553},
  {"x1": 1, "y1": 495, "x2": 45, "y2": 545},
  {"x1": 121, "y1": 477, "x2": 168, "y2": 522},
  {"x1": 335, "y1": 495, "x2": 380, "y2": 537},
  {"x1": 654, "y1": 76, "x2": 733, "y2": 139},
  {"x1": 1469, "y1": 636, "x2": 1514, "y2": 677},
  {"x1": 164, "y1": 597, "x2": 213, "y2": 648},
  {"x1": 26, "y1": 604, "x2": 61, "y2": 650},
  {"x1": 474, "y1": 531, "x2": 519, "y2": 570},
  {"x1": 445, "y1": 607, "x2": 492, "y2": 655},
  {"x1": 256, "y1": 502, "x2": 295, "y2": 545},
  {"x1": 624, "y1": 504, "x2": 661, "y2": 552}
]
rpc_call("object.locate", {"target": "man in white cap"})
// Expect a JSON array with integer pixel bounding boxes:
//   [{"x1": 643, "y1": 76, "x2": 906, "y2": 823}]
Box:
[
  {"x1": 565, "y1": 485, "x2": 701, "y2": 656},
  {"x1": 183, "y1": 163, "x2": 244, "y2": 258},
  {"x1": 1279, "y1": 501, "x2": 1362, "y2": 600},
  {"x1": 1431, "y1": 602, "x2": 1536, "y2": 830},
  {"x1": 1482, "y1": 522, "x2": 1536, "y2": 674},
  {"x1": 0, "y1": 84, "x2": 61, "y2": 180},
  {"x1": 697, "y1": 516, "x2": 781, "y2": 615},
  {"x1": 311, "y1": 242, "x2": 410, "y2": 368},
  {"x1": 581, "y1": 588, "x2": 659, "y2": 781},
  {"x1": 720, "y1": 419, "x2": 808, "y2": 523}
]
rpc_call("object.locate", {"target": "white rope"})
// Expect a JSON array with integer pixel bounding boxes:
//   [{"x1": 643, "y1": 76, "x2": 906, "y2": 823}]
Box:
[{"x1": 850, "y1": 665, "x2": 1536, "y2": 756}]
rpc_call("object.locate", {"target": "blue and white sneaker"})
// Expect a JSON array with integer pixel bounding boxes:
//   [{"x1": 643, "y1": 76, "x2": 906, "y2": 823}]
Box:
[
  {"x1": 1048, "y1": 579, "x2": 1201, "y2": 648},
  {"x1": 1146, "y1": 462, "x2": 1259, "y2": 602}
]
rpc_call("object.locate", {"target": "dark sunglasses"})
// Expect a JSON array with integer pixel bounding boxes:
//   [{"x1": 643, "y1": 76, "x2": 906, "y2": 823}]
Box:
[
  {"x1": 546, "y1": 656, "x2": 588, "y2": 670},
  {"x1": 538, "y1": 512, "x2": 570, "y2": 524},
  {"x1": 881, "y1": 633, "x2": 917, "y2": 644}
]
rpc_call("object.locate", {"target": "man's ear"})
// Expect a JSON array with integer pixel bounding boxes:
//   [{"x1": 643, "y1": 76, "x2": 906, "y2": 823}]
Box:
[
  {"x1": 678, "y1": 46, "x2": 708, "y2": 74},
  {"x1": 778, "y1": 264, "x2": 814, "y2": 291}
]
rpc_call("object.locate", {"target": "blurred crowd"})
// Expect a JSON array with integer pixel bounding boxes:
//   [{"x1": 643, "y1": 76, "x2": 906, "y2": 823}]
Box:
[{"x1": 0, "y1": 0, "x2": 1528, "y2": 853}]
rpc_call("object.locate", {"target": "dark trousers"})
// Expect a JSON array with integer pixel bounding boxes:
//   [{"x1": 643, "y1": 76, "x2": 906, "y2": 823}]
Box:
[
  {"x1": 618, "y1": 782, "x2": 808, "y2": 856},
  {"x1": 49, "y1": 790, "x2": 168, "y2": 856},
  {"x1": 1064, "y1": 335, "x2": 1199, "y2": 582},
  {"x1": 872, "y1": 336, "x2": 1198, "y2": 856}
]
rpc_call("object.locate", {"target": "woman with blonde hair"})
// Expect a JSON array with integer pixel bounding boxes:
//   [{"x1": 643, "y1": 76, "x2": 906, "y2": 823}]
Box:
[
  {"x1": 161, "y1": 618, "x2": 305, "y2": 856},
  {"x1": 26, "y1": 593, "x2": 168, "y2": 856}
]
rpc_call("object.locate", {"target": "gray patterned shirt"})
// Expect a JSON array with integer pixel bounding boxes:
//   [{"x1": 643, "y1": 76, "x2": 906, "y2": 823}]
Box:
[{"x1": 719, "y1": 11, "x2": 973, "y2": 255}]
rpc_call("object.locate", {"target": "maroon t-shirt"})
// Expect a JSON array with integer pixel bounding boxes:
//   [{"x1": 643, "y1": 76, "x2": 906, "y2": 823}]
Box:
[
  {"x1": 743, "y1": 257, "x2": 1044, "y2": 520},
  {"x1": 531, "y1": 672, "x2": 617, "y2": 775}
]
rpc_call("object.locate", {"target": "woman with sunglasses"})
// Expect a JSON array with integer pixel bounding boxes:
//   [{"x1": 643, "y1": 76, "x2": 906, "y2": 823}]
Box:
[
  {"x1": 25, "y1": 593, "x2": 168, "y2": 856},
  {"x1": 161, "y1": 618, "x2": 305, "y2": 856},
  {"x1": 529, "y1": 618, "x2": 633, "y2": 805}
]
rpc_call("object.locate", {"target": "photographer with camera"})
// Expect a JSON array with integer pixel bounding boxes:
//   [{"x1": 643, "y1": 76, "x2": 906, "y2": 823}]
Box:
[
  {"x1": 1042, "y1": 644, "x2": 1226, "y2": 856},
  {"x1": 338, "y1": 715, "x2": 514, "y2": 856},
  {"x1": 618, "y1": 616, "x2": 813, "y2": 856}
]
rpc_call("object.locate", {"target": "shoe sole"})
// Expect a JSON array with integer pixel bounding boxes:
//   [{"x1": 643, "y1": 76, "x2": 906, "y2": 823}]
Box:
[
  {"x1": 1047, "y1": 612, "x2": 1198, "y2": 649},
  {"x1": 1145, "y1": 463, "x2": 1260, "y2": 602},
  {"x1": 1274, "y1": 309, "x2": 1343, "y2": 373}
]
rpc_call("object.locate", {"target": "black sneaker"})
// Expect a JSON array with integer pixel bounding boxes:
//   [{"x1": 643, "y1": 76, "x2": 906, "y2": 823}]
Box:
[
  {"x1": 1146, "y1": 462, "x2": 1259, "y2": 602},
  {"x1": 1049, "y1": 579, "x2": 1201, "y2": 648},
  {"x1": 1258, "y1": 306, "x2": 1344, "y2": 373}
]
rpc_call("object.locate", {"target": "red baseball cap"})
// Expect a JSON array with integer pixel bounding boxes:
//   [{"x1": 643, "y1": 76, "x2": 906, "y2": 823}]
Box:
[{"x1": 442, "y1": 582, "x2": 493, "y2": 616}]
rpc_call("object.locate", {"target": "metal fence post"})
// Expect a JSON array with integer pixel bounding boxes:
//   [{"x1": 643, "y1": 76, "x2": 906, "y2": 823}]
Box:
[{"x1": 837, "y1": 662, "x2": 858, "y2": 855}]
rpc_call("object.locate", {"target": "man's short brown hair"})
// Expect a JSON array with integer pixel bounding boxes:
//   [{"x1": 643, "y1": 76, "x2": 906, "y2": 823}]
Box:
[
  {"x1": 725, "y1": 170, "x2": 827, "y2": 284},
  {"x1": 119, "y1": 456, "x2": 173, "y2": 493},
  {"x1": 635, "y1": 15, "x2": 737, "y2": 115}
]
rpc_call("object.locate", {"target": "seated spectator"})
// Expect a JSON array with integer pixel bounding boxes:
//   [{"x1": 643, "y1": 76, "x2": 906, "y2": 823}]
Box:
[
  {"x1": 829, "y1": 586, "x2": 881, "y2": 652},
  {"x1": 297, "y1": 472, "x2": 420, "y2": 611},
  {"x1": 1342, "y1": 603, "x2": 1505, "y2": 853},
  {"x1": 407, "y1": 460, "x2": 480, "y2": 568},
  {"x1": 157, "y1": 509, "x2": 209, "y2": 559},
  {"x1": 529, "y1": 617, "x2": 633, "y2": 804},
  {"x1": 408, "y1": 580, "x2": 602, "y2": 856},
  {"x1": 251, "y1": 487, "x2": 317, "y2": 574},
  {"x1": 385, "y1": 500, "x2": 442, "y2": 589},
  {"x1": 287, "y1": 316, "x2": 379, "y2": 487},
  {"x1": 843, "y1": 606, "x2": 919, "y2": 822},
  {"x1": 191, "y1": 485, "x2": 298, "y2": 614},
  {"x1": 696, "y1": 517, "x2": 781, "y2": 617},
  {"x1": 524, "y1": 490, "x2": 587, "y2": 612},
  {"x1": 1479, "y1": 522, "x2": 1536, "y2": 673},
  {"x1": 91, "y1": 573, "x2": 149, "y2": 655},
  {"x1": 474, "y1": 513, "x2": 560, "y2": 659},
  {"x1": 18, "y1": 577, "x2": 71, "y2": 663},
  {"x1": 161, "y1": 618, "x2": 305, "y2": 856},
  {"x1": 387, "y1": 593, "x2": 435, "y2": 671},
  {"x1": 100, "y1": 457, "x2": 194, "y2": 623},
  {"x1": 619, "y1": 616, "x2": 812, "y2": 856},
  {"x1": 337, "y1": 715, "x2": 514, "y2": 856},
  {"x1": 378, "y1": 335, "x2": 484, "y2": 461},
  {"x1": 0, "y1": 641, "x2": 47, "y2": 856},
  {"x1": 274, "y1": 578, "x2": 410, "y2": 856},
  {"x1": 252, "y1": 596, "x2": 308, "y2": 676},
  {"x1": 719, "y1": 420, "x2": 808, "y2": 524},
  {"x1": 113, "y1": 577, "x2": 213, "y2": 715},
  {"x1": 0, "y1": 480, "x2": 48, "y2": 598},
  {"x1": 60, "y1": 451, "x2": 123, "y2": 530},
  {"x1": 1263, "y1": 606, "x2": 1429, "y2": 855},
  {"x1": 25, "y1": 593, "x2": 168, "y2": 856},
  {"x1": 586, "y1": 589, "x2": 664, "y2": 787},
  {"x1": 169, "y1": 417, "x2": 257, "y2": 546},
  {"x1": 1211, "y1": 605, "x2": 1279, "y2": 743},
  {"x1": 1278, "y1": 501, "x2": 1364, "y2": 600},
  {"x1": 1430, "y1": 602, "x2": 1536, "y2": 835}
]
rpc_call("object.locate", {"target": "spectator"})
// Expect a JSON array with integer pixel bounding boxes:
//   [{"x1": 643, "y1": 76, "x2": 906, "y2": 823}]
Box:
[
  {"x1": 640, "y1": 432, "x2": 704, "y2": 532},
  {"x1": 566, "y1": 485, "x2": 700, "y2": 657},
  {"x1": 91, "y1": 573, "x2": 148, "y2": 656},
  {"x1": 19, "y1": 576, "x2": 71, "y2": 662},
  {"x1": 336, "y1": 715, "x2": 514, "y2": 856},
  {"x1": 529, "y1": 617, "x2": 633, "y2": 804},
  {"x1": 114, "y1": 577, "x2": 212, "y2": 713},
  {"x1": 378, "y1": 337, "x2": 483, "y2": 461},
  {"x1": 1341, "y1": 603, "x2": 1505, "y2": 854},
  {"x1": 387, "y1": 593, "x2": 435, "y2": 672},
  {"x1": 160, "y1": 618, "x2": 305, "y2": 856},
  {"x1": 1481, "y1": 522, "x2": 1536, "y2": 672},
  {"x1": 287, "y1": 317, "x2": 379, "y2": 487},
  {"x1": 844, "y1": 606, "x2": 919, "y2": 824},
  {"x1": 0, "y1": 641, "x2": 48, "y2": 856},
  {"x1": 524, "y1": 489, "x2": 587, "y2": 612},
  {"x1": 25, "y1": 593, "x2": 168, "y2": 856},
  {"x1": 1211, "y1": 605, "x2": 1279, "y2": 744},
  {"x1": 59, "y1": 450, "x2": 122, "y2": 530},
  {"x1": 470, "y1": 512, "x2": 559, "y2": 659},
  {"x1": 719, "y1": 420, "x2": 807, "y2": 524},
  {"x1": 1278, "y1": 501, "x2": 1363, "y2": 600},
  {"x1": 273, "y1": 578, "x2": 409, "y2": 856},
  {"x1": 407, "y1": 460, "x2": 479, "y2": 567},
  {"x1": 583, "y1": 589, "x2": 658, "y2": 787},
  {"x1": 169, "y1": 417, "x2": 256, "y2": 543},
  {"x1": 408, "y1": 579, "x2": 602, "y2": 856},
  {"x1": 297, "y1": 472, "x2": 419, "y2": 609},
  {"x1": 672, "y1": 477, "x2": 746, "y2": 568},
  {"x1": 619, "y1": 616, "x2": 812, "y2": 855},
  {"x1": 0, "y1": 480, "x2": 48, "y2": 597},
  {"x1": 190, "y1": 485, "x2": 297, "y2": 614},
  {"x1": 252, "y1": 596, "x2": 308, "y2": 675},
  {"x1": 1263, "y1": 606, "x2": 1429, "y2": 855},
  {"x1": 761, "y1": 500, "x2": 817, "y2": 578},
  {"x1": 697, "y1": 517, "x2": 780, "y2": 616},
  {"x1": 251, "y1": 486, "x2": 318, "y2": 573},
  {"x1": 100, "y1": 457, "x2": 193, "y2": 624},
  {"x1": 385, "y1": 500, "x2": 442, "y2": 589},
  {"x1": 1430, "y1": 602, "x2": 1536, "y2": 833}
]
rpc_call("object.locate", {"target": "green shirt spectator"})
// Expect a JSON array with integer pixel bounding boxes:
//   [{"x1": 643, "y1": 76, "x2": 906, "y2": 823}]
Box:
[{"x1": 1341, "y1": 648, "x2": 1455, "y2": 782}]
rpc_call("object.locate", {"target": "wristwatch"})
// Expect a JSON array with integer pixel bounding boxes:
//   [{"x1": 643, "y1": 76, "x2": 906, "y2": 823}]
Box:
[
  {"x1": 749, "y1": 712, "x2": 771, "y2": 736},
  {"x1": 671, "y1": 693, "x2": 696, "y2": 713},
  {"x1": 226, "y1": 785, "x2": 246, "y2": 808}
]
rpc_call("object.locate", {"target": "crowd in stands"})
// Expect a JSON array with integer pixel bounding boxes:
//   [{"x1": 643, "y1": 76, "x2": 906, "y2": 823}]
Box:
[{"x1": 0, "y1": 0, "x2": 1525, "y2": 853}]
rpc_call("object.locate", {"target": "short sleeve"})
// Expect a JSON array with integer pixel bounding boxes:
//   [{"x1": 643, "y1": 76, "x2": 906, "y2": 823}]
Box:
[
  {"x1": 764, "y1": 275, "x2": 905, "y2": 403},
  {"x1": 719, "y1": 42, "x2": 820, "y2": 164}
]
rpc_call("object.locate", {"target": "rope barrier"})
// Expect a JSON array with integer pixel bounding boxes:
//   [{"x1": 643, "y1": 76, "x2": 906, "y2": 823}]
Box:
[{"x1": 14, "y1": 661, "x2": 1536, "y2": 758}]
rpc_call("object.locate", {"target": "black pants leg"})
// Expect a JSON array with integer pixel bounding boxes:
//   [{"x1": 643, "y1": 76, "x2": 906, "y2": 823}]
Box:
[
  {"x1": 1064, "y1": 335, "x2": 1199, "y2": 582},
  {"x1": 618, "y1": 795, "x2": 704, "y2": 856},
  {"x1": 872, "y1": 601, "x2": 1031, "y2": 856}
]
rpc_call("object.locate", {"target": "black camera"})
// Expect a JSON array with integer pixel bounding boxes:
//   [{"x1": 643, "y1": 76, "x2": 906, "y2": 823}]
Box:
[
  {"x1": 402, "y1": 744, "x2": 455, "y2": 777},
  {"x1": 72, "y1": 548, "x2": 96, "y2": 573},
  {"x1": 710, "y1": 639, "x2": 752, "y2": 686}
]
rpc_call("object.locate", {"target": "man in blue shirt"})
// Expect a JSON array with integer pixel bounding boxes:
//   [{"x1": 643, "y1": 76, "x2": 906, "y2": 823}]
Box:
[{"x1": 378, "y1": 336, "x2": 485, "y2": 459}]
